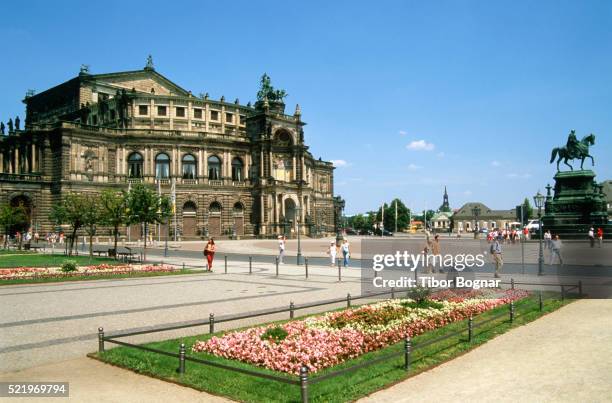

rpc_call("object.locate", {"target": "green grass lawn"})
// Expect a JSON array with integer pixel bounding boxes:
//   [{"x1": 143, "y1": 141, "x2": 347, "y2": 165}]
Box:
[
  {"x1": 0, "y1": 251, "x2": 117, "y2": 268},
  {"x1": 94, "y1": 293, "x2": 572, "y2": 402}
]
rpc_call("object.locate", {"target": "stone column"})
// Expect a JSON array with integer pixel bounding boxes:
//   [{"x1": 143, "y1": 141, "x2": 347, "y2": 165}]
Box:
[
  {"x1": 205, "y1": 103, "x2": 210, "y2": 132},
  {"x1": 31, "y1": 143, "x2": 36, "y2": 172},
  {"x1": 203, "y1": 149, "x2": 208, "y2": 178},
  {"x1": 188, "y1": 101, "x2": 192, "y2": 131},
  {"x1": 260, "y1": 150, "x2": 264, "y2": 177},
  {"x1": 292, "y1": 155, "x2": 296, "y2": 181},
  {"x1": 15, "y1": 147, "x2": 19, "y2": 174},
  {"x1": 0, "y1": 151, "x2": 4, "y2": 173},
  {"x1": 198, "y1": 149, "x2": 203, "y2": 178},
  {"x1": 169, "y1": 100, "x2": 174, "y2": 130}
]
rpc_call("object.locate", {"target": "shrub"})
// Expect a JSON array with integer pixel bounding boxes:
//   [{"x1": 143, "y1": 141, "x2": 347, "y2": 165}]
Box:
[
  {"x1": 260, "y1": 326, "x2": 288, "y2": 343},
  {"x1": 406, "y1": 285, "x2": 432, "y2": 304},
  {"x1": 60, "y1": 260, "x2": 78, "y2": 272}
]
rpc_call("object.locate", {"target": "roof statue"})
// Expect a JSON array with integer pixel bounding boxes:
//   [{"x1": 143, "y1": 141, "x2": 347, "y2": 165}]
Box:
[
  {"x1": 550, "y1": 130, "x2": 595, "y2": 171},
  {"x1": 256, "y1": 73, "x2": 287, "y2": 103},
  {"x1": 145, "y1": 55, "x2": 155, "y2": 71}
]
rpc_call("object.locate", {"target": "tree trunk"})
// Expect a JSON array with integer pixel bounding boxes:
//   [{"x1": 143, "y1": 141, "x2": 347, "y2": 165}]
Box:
[
  {"x1": 143, "y1": 222, "x2": 148, "y2": 262},
  {"x1": 113, "y1": 225, "x2": 119, "y2": 260},
  {"x1": 89, "y1": 232, "x2": 93, "y2": 258},
  {"x1": 70, "y1": 228, "x2": 77, "y2": 256}
]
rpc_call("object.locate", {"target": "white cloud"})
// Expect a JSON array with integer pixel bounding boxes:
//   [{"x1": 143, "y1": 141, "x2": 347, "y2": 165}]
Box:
[
  {"x1": 436, "y1": 152, "x2": 445, "y2": 158},
  {"x1": 463, "y1": 190, "x2": 473, "y2": 196},
  {"x1": 491, "y1": 160, "x2": 501, "y2": 167},
  {"x1": 407, "y1": 140, "x2": 435, "y2": 151},
  {"x1": 407, "y1": 163, "x2": 422, "y2": 171},
  {"x1": 399, "y1": 130, "x2": 408, "y2": 136},
  {"x1": 331, "y1": 159, "x2": 349, "y2": 168}
]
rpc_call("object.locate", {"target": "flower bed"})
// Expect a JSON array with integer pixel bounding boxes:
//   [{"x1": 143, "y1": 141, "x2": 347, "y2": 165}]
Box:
[
  {"x1": 192, "y1": 289, "x2": 528, "y2": 375},
  {"x1": 0, "y1": 263, "x2": 178, "y2": 280}
]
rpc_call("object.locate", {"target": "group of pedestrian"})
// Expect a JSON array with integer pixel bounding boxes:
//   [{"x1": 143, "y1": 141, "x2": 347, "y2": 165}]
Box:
[
  {"x1": 325, "y1": 239, "x2": 350, "y2": 267},
  {"x1": 486, "y1": 228, "x2": 523, "y2": 244},
  {"x1": 588, "y1": 227, "x2": 604, "y2": 248}
]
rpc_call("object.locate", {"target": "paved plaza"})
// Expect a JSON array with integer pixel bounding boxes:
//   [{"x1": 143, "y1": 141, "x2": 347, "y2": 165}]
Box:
[{"x1": 1, "y1": 237, "x2": 611, "y2": 401}]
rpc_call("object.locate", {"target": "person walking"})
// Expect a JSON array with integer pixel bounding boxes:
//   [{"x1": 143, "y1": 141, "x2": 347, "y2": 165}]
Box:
[
  {"x1": 490, "y1": 233, "x2": 503, "y2": 278},
  {"x1": 203, "y1": 238, "x2": 216, "y2": 271},
  {"x1": 278, "y1": 235, "x2": 286, "y2": 264},
  {"x1": 327, "y1": 241, "x2": 337, "y2": 267},
  {"x1": 544, "y1": 230, "x2": 552, "y2": 250},
  {"x1": 549, "y1": 235, "x2": 563, "y2": 265},
  {"x1": 597, "y1": 227, "x2": 604, "y2": 248},
  {"x1": 588, "y1": 227, "x2": 595, "y2": 248},
  {"x1": 341, "y1": 239, "x2": 350, "y2": 267}
]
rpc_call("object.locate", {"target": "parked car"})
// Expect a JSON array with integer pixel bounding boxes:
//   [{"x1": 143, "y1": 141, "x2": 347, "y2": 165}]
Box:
[
  {"x1": 358, "y1": 229, "x2": 374, "y2": 236},
  {"x1": 344, "y1": 228, "x2": 359, "y2": 235},
  {"x1": 373, "y1": 228, "x2": 394, "y2": 236},
  {"x1": 525, "y1": 219, "x2": 540, "y2": 231}
]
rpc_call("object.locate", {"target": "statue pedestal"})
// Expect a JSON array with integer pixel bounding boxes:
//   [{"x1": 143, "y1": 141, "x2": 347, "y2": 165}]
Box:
[{"x1": 542, "y1": 170, "x2": 611, "y2": 238}]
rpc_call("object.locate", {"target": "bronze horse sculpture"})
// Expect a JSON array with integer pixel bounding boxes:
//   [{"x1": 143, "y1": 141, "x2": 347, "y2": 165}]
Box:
[{"x1": 550, "y1": 132, "x2": 595, "y2": 171}]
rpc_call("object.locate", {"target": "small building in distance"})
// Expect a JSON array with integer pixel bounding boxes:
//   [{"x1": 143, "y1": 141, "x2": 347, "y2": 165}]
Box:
[
  {"x1": 431, "y1": 186, "x2": 453, "y2": 232},
  {"x1": 451, "y1": 202, "x2": 516, "y2": 233}
]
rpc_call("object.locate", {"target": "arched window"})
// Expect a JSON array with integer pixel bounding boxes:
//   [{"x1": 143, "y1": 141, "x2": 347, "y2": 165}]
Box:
[
  {"x1": 233, "y1": 202, "x2": 244, "y2": 214},
  {"x1": 155, "y1": 153, "x2": 170, "y2": 179},
  {"x1": 182, "y1": 154, "x2": 196, "y2": 179},
  {"x1": 231, "y1": 157, "x2": 244, "y2": 181},
  {"x1": 208, "y1": 155, "x2": 221, "y2": 180},
  {"x1": 127, "y1": 152, "x2": 143, "y2": 178},
  {"x1": 209, "y1": 201, "x2": 222, "y2": 213}
]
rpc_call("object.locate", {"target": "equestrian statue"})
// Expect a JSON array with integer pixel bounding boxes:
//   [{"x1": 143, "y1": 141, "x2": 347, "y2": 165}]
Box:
[{"x1": 550, "y1": 130, "x2": 595, "y2": 171}]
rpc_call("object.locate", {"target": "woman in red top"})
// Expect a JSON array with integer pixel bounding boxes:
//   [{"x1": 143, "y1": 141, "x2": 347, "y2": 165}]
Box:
[{"x1": 203, "y1": 238, "x2": 216, "y2": 271}]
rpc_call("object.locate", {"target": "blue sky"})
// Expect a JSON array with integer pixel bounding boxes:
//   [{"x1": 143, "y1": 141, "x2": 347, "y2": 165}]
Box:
[{"x1": 1, "y1": 0, "x2": 611, "y2": 215}]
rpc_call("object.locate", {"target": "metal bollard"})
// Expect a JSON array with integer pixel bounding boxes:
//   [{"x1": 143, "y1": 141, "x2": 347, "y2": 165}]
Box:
[
  {"x1": 539, "y1": 290, "x2": 543, "y2": 312},
  {"x1": 305, "y1": 258, "x2": 309, "y2": 279},
  {"x1": 511, "y1": 278, "x2": 515, "y2": 290},
  {"x1": 98, "y1": 327, "x2": 105, "y2": 353},
  {"x1": 275, "y1": 257, "x2": 279, "y2": 277},
  {"x1": 299, "y1": 365, "x2": 309, "y2": 403},
  {"x1": 374, "y1": 269, "x2": 378, "y2": 278},
  {"x1": 561, "y1": 285, "x2": 565, "y2": 301},
  {"x1": 182, "y1": 262, "x2": 185, "y2": 270},
  {"x1": 347, "y1": 293, "x2": 352, "y2": 308},
  {"x1": 290, "y1": 301, "x2": 295, "y2": 319},
  {"x1": 578, "y1": 280, "x2": 582, "y2": 297},
  {"x1": 224, "y1": 255, "x2": 228, "y2": 274},
  {"x1": 404, "y1": 337, "x2": 412, "y2": 370},
  {"x1": 509, "y1": 302, "x2": 515, "y2": 323},
  {"x1": 177, "y1": 343, "x2": 186, "y2": 374},
  {"x1": 468, "y1": 317, "x2": 473, "y2": 342},
  {"x1": 391, "y1": 287, "x2": 395, "y2": 299},
  {"x1": 338, "y1": 258, "x2": 342, "y2": 282},
  {"x1": 249, "y1": 256, "x2": 252, "y2": 274},
  {"x1": 209, "y1": 313, "x2": 215, "y2": 334}
]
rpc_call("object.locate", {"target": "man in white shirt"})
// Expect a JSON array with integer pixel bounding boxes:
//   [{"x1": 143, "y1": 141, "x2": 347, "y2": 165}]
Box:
[{"x1": 278, "y1": 235, "x2": 286, "y2": 264}]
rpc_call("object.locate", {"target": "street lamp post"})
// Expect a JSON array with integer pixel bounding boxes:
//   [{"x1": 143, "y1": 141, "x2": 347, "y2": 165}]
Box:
[
  {"x1": 471, "y1": 206, "x2": 481, "y2": 239},
  {"x1": 296, "y1": 205, "x2": 302, "y2": 265},
  {"x1": 533, "y1": 191, "x2": 545, "y2": 276}
]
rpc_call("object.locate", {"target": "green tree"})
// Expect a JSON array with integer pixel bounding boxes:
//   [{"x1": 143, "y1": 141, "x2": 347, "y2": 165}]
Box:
[
  {"x1": 383, "y1": 199, "x2": 411, "y2": 232},
  {"x1": 82, "y1": 195, "x2": 102, "y2": 258},
  {"x1": 125, "y1": 184, "x2": 172, "y2": 262},
  {"x1": 100, "y1": 189, "x2": 129, "y2": 257},
  {"x1": 50, "y1": 194, "x2": 89, "y2": 256},
  {"x1": 0, "y1": 203, "x2": 28, "y2": 249},
  {"x1": 522, "y1": 198, "x2": 534, "y2": 223}
]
